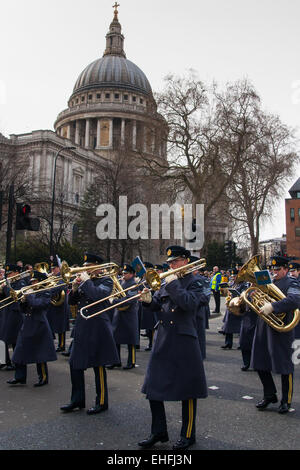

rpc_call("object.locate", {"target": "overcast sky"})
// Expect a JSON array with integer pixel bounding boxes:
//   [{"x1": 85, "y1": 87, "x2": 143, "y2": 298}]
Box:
[{"x1": 1, "y1": 0, "x2": 299, "y2": 240}]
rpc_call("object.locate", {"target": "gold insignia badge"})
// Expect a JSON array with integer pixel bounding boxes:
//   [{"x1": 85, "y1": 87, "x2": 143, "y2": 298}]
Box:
[
  {"x1": 167, "y1": 249, "x2": 172, "y2": 256},
  {"x1": 84, "y1": 255, "x2": 87, "y2": 261},
  {"x1": 272, "y1": 259, "x2": 276, "y2": 265}
]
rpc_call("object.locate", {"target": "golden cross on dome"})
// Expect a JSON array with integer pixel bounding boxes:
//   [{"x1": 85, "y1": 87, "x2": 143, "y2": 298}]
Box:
[{"x1": 113, "y1": 2, "x2": 120, "y2": 18}]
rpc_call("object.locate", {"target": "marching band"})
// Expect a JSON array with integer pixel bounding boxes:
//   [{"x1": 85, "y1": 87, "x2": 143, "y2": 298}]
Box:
[{"x1": 0, "y1": 247, "x2": 300, "y2": 450}]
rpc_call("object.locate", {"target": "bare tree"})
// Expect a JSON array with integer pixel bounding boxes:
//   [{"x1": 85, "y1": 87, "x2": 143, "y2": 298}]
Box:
[{"x1": 226, "y1": 111, "x2": 299, "y2": 254}]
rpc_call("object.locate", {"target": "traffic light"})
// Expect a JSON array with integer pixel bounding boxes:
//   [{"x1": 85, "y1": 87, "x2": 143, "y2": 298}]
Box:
[{"x1": 16, "y1": 203, "x2": 40, "y2": 231}]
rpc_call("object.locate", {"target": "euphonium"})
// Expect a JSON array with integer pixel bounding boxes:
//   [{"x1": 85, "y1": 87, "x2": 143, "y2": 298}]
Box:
[{"x1": 236, "y1": 254, "x2": 300, "y2": 333}]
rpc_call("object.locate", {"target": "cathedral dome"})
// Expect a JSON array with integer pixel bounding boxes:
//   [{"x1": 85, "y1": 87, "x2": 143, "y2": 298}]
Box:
[{"x1": 72, "y1": 55, "x2": 152, "y2": 97}]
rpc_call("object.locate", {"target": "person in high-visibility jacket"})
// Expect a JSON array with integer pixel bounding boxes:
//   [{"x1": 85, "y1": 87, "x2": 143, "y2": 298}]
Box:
[{"x1": 210, "y1": 266, "x2": 222, "y2": 313}]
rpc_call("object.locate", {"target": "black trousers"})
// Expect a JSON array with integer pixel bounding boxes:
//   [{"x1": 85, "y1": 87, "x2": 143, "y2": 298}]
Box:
[
  {"x1": 241, "y1": 349, "x2": 251, "y2": 368},
  {"x1": 224, "y1": 333, "x2": 233, "y2": 347},
  {"x1": 212, "y1": 291, "x2": 220, "y2": 313},
  {"x1": 70, "y1": 365, "x2": 108, "y2": 407},
  {"x1": 57, "y1": 332, "x2": 66, "y2": 349},
  {"x1": 257, "y1": 370, "x2": 293, "y2": 404},
  {"x1": 15, "y1": 362, "x2": 48, "y2": 382},
  {"x1": 116, "y1": 344, "x2": 136, "y2": 366},
  {"x1": 149, "y1": 399, "x2": 197, "y2": 439}
]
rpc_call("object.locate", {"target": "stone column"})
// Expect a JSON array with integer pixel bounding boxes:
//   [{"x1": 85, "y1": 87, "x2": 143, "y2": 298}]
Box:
[
  {"x1": 75, "y1": 120, "x2": 80, "y2": 145},
  {"x1": 85, "y1": 119, "x2": 90, "y2": 148},
  {"x1": 132, "y1": 120, "x2": 137, "y2": 150},
  {"x1": 96, "y1": 119, "x2": 101, "y2": 148},
  {"x1": 121, "y1": 118, "x2": 125, "y2": 147},
  {"x1": 109, "y1": 118, "x2": 113, "y2": 148}
]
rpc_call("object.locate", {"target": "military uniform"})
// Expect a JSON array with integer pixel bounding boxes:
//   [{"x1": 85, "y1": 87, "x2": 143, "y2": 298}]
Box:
[
  {"x1": 221, "y1": 277, "x2": 248, "y2": 349},
  {"x1": 0, "y1": 265, "x2": 27, "y2": 369},
  {"x1": 139, "y1": 246, "x2": 207, "y2": 451},
  {"x1": 61, "y1": 253, "x2": 119, "y2": 415},
  {"x1": 47, "y1": 277, "x2": 70, "y2": 352},
  {"x1": 110, "y1": 264, "x2": 140, "y2": 369},
  {"x1": 251, "y1": 256, "x2": 300, "y2": 413},
  {"x1": 288, "y1": 261, "x2": 300, "y2": 340},
  {"x1": 7, "y1": 271, "x2": 57, "y2": 386}
]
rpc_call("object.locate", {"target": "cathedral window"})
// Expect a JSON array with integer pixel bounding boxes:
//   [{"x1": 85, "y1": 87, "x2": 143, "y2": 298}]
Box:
[
  {"x1": 124, "y1": 94, "x2": 128, "y2": 100},
  {"x1": 132, "y1": 96, "x2": 136, "y2": 102},
  {"x1": 96, "y1": 93, "x2": 101, "y2": 99},
  {"x1": 114, "y1": 93, "x2": 120, "y2": 100},
  {"x1": 105, "y1": 93, "x2": 111, "y2": 99},
  {"x1": 88, "y1": 94, "x2": 93, "y2": 100}
]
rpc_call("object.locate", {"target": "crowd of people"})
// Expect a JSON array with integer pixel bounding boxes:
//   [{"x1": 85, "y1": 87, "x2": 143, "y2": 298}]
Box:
[{"x1": 0, "y1": 248, "x2": 299, "y2": 450}]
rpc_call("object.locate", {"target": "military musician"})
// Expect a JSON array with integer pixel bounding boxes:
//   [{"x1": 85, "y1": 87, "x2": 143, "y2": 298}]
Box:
[
  {"x1": 7, "y1": 270, "x2": 57, "y2": 386},
  {"x1": 251, "y1": 255, "x2": 300, "y2": 413},
  {"x1": 60, "y1": 253, "x2": 119, "y2": 415},
  {"x1": 138, "y1": 245, "x2": 207, "y2": 451}
]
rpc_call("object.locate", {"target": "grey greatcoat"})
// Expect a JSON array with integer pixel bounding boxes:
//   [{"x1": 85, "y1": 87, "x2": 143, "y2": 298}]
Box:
[
  {"x1": 141, "y1": 273, "x2": 208, "y2": 401},
  {"x1": 46, "y1": 278, "x2": 70, "y2": 334},
  {"x1": 251, "y1": 275, "x2": 300, "y2": 374},
  {"x1": 0, "y1": 278, "x2": 27, "y2": 344},
  {"x1": 111, "y1": 277, "x2": 140, "y2": 345},
  {"x1": 12, "y1": 291, "x2": 57, "y2": 365},
  {"x1": 222, "y1": 282, "x2": 249, "y2": 335},
  {"x1": 69, "y1": 277, "x2": 119, "y2": 370}
]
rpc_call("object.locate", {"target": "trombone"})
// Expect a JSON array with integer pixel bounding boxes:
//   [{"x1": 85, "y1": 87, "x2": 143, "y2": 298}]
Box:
[
  {"x1": 0, "y1": 269, "x2": 33, "y2": 289},
  {"x1": 0, "y1": 275, "x2": 67, "y2": 310},
  {"x1": 80, "y1": 258, "x2": 206, "y2": 320},
  {"x1": 60, "y1": 260, "x2": 119, "y2": 283}
]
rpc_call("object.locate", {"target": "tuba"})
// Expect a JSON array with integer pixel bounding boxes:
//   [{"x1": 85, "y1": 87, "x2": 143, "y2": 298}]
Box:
[{"x1": 236, "y1": 255, "x2": 300, "y2": 333}]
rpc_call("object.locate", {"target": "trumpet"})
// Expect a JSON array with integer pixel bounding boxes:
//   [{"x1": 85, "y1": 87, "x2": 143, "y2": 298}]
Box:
[{"x1": 80, "y1": 258, "x2": 206, "y2": 320}]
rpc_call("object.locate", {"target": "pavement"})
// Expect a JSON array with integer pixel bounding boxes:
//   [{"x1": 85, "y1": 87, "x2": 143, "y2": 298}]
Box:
[{"x1": 0, "y1": 296, "x2": 299, "y2": 452}]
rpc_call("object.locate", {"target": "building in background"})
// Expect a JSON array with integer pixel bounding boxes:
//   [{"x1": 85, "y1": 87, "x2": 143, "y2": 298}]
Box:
[{"x1": 285, "y1": 177, "x2": 300, "y2": 259}]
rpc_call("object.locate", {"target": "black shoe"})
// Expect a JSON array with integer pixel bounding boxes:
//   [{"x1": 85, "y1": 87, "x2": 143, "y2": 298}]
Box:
[
  {"x1": 5, "y1": 365, "x2": 16, "y2": 371},
  {"x1": 34, "y1": 379, "x2": 48, "y2": 387},
  {"x1": 0, "y1": 364, "x2": 6, "y2": 370},
  {"x1": 56, "y1": 347, "x2": 65, "y2": 352},
  {"x1": 145, "y1": 347, "x2": 152, "y2": 351},
  {"x1": 123, "y1": 364, "x2": 135, "y2": 369},
  {"x1": 172, "y1": 436, "x2": 195, "y2": 450},
  {"x1": 241, "y1": 365, "x2": 249, "y2": 371},
  {"x1": 86, "y1": 404, "x2": 108, "y2": 415},
  {"x1": 278, "y1": 402, "x2": 290, "y2": 414},
  {"x1": 138, "y1": 432, "x2": 169, "y2": 448},
  {"x1": 221, "y1": 345, "x2": 232, "y2": 350},
  {"x1": 7, "y1": 378, "x2": 26, "y2": 385},
  {"x1": 61, "y1": 351, "x2": 70, "y2": 357},
  {"x1": 60, "y1": 402, "x2": 85, "y2": 412},
  {"x1": 256, "y1": 395, "x2": 278, "y2": 410},
  {"x1": 106, "y1": 363, "x2": 122, "y2": 369}
]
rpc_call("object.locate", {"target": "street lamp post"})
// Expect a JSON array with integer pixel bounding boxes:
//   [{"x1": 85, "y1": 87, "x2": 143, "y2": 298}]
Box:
[{"x1": 49, "y1": 146, "x2": 75, "y2": 258}]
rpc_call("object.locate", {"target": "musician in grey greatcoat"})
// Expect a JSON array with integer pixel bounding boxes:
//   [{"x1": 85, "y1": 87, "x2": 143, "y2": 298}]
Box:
[
  {"x1": 138, "y1": 246, "x2": 207, "y2": 451},
  {"x1": 108, "y1": 264, "x2": 140, "y2": 369},
  {"x1": 7, "y1": 271, "x2": 57, "y2": 386},
  {"x1": 60, "y1": 253, "x2": 119, "y2": 415},
  {"x1": 288, "y1": 261, "x2": 300, "y2": 340},
  {"x1": 46, "y1": 261, "x2": 70, "y2": 352},
  {"x1": 0, "y1": 265, "x2": 28, "y2": 370},
  {"x1": 251, "y1": 255, "x2": 300, "y2": 413},
  {"x1": 221, "y1": 270, "x2": 248, "y2": 349}
]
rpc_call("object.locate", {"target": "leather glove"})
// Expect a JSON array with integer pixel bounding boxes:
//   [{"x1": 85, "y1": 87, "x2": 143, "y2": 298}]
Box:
[
  {"x1": 165, "y1": 273, "x2": 178, "y2": 284},
  {"x1": 139, "y1": 288, "x2": 152, "y2": 303},
  {"x1": 259, "y1": 302, "x2": 273, "y2": 316}
]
